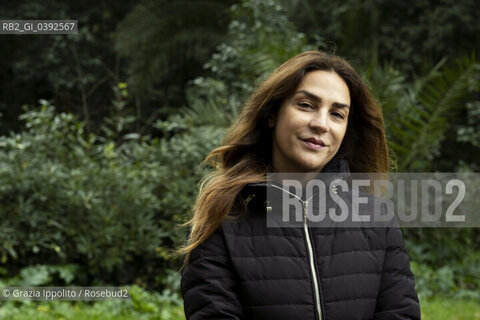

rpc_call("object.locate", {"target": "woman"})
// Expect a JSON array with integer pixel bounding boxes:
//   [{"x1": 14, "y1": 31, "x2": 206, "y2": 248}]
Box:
[{"x1": 179, "y1": 51, "x2": 420, "y2": 320}]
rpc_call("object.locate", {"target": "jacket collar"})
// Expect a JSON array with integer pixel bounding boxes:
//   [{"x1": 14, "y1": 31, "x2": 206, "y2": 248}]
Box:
[{"x1": 241, "y1": 156, "x2": 350, "y2": 208}]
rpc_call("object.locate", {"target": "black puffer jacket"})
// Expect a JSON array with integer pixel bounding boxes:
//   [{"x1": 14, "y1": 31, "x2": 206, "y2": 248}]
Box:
[{"x1": 181, "y1": 158, "x2": 421, "y2": 320}]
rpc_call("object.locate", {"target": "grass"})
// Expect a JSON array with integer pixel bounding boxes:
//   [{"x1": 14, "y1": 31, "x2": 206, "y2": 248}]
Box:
[
  {"x1": 0, "y1": 295, "x2": 478, "y2": 319},
  {"x1": 421, "y1": 297, "x2": 480, "y2": 320}
]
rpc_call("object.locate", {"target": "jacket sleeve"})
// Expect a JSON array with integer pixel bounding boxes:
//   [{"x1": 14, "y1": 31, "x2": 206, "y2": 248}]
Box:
[
  {"x1": 181, "y1": 227, "x2": 245, "y2": 319},
  {"x1": 373, "y1": 225, "x2": 421, "y2": 320}
]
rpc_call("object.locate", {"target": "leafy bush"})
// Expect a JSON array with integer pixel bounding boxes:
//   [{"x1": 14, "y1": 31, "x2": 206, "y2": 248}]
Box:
[
  {"x1": 407, "y1": 229, "x2": 480, "y2": 300},
  {"x1": 0, "y1": 264, "x2": 77, "y2": 287},
  {"x1": 0, "y1": 285, "x2": 184, "y2": 320},
  {"x1": 0, "y1": 102, "x2": 158, "y2": 284},
  {"x1": 0, "y1": 96, "x2": 216, "y2": 287}
]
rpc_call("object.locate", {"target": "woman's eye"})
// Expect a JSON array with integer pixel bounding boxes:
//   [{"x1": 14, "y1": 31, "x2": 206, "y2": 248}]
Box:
[
  {"x1": 332, "y1": 112, "x2": 345, "y2": 119},
  {"x1": 298, "y1": 102, "x2": 313, "y2": 109}
]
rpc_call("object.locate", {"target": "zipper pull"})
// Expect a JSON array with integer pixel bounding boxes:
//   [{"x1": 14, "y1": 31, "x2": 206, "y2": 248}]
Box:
[{"x1": 303, "y1": 200, "x2": 308, "y2": 221}]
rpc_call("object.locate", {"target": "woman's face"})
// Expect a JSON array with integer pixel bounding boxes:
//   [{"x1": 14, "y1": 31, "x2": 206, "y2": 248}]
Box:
[{"x1": 271, "y1": 70, "x2": 350, "y2": 173}]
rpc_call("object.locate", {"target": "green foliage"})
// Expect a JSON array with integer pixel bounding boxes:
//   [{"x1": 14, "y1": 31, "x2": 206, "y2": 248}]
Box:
[
  {"x1": 0, "y1": 285, "x2": 184, "y2": 320},
  {"x1": 363, "y1": 61, "x2": 411, "y2": 122},
  {"x1": 114, "y1": 0, "x2": 234, "y2": 109},
  {"x1": 0, "y1": 290, "x2": 479, "y2": 319},
  {"x1": 0, "y1": 265, "x2": 77, "y2": 287},
  {"x1": 420, "y1": 297, "x2": 480, "y2": 320},
  {"x1": 405, "y1": 227, "x2": 480, "y2": 301},
  {"x1": 101, "y1": 83, "x2": 138, "y2": 141},
  {"x1": 0, "y1": 101, "x2": 168, "y2": 286},
  {"x1": 0, "y1": 1, "x2": 137, "y2": 133},
  {"x1": 281, "y1": 0, "x2": 480, "y2": 74},
  {"x1": 366, "y1": 55, "x2": 480, "y2": 171},
  {"x1": 412, "y1": 261, "x2": 480, "y2": 301},
  {"x1": 457, "y1": 101, "x2": 480, "y2": 148},
  {"x1": 197, "y1": 0, "x2": 316, "y2": 103}
]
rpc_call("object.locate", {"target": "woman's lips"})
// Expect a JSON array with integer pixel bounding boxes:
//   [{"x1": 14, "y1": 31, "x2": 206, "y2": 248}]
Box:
[{"x1": 301, "y1": 138, "x2": 326, "y2": 150}]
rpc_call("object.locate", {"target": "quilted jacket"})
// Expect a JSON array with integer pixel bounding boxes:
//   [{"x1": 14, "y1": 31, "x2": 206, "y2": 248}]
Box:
[{"x1": 181, "y1": 158, "x2": 421, "y2": 320}]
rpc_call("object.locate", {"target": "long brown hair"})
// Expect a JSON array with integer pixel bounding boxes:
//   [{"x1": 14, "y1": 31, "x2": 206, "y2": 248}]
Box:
[{"x1": 178, "y1": 51, "x2": 388, "y2": 265}]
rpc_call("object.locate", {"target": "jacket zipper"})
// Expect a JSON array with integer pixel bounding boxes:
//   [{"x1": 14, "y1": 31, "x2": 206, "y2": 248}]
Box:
[
  {"x1": 303, "y1": 199, "x2": 323, "y2": 320},
  {"x1": 271, "y1": 185, "x2": 323, "y2": 320}
]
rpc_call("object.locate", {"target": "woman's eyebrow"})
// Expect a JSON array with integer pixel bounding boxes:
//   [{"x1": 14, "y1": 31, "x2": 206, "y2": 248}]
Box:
[{"x1": 295, "y1": 89, "x2": 350, "y2": 109}]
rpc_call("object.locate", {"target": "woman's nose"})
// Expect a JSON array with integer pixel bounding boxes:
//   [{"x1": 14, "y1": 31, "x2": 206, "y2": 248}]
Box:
[{"x1": 309, "y1": 111, "x2": 329, "y2": 132}]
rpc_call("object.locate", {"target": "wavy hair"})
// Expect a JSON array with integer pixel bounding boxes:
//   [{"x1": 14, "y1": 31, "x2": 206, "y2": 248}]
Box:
[{"x1": 178, "y1": 51, "x2": 388, "y2": 265}]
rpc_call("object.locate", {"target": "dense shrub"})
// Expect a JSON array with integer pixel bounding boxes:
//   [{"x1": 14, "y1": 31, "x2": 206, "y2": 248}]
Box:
[{"x1": 0, "y1": 100, "x2": 215, "y2": 288}]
